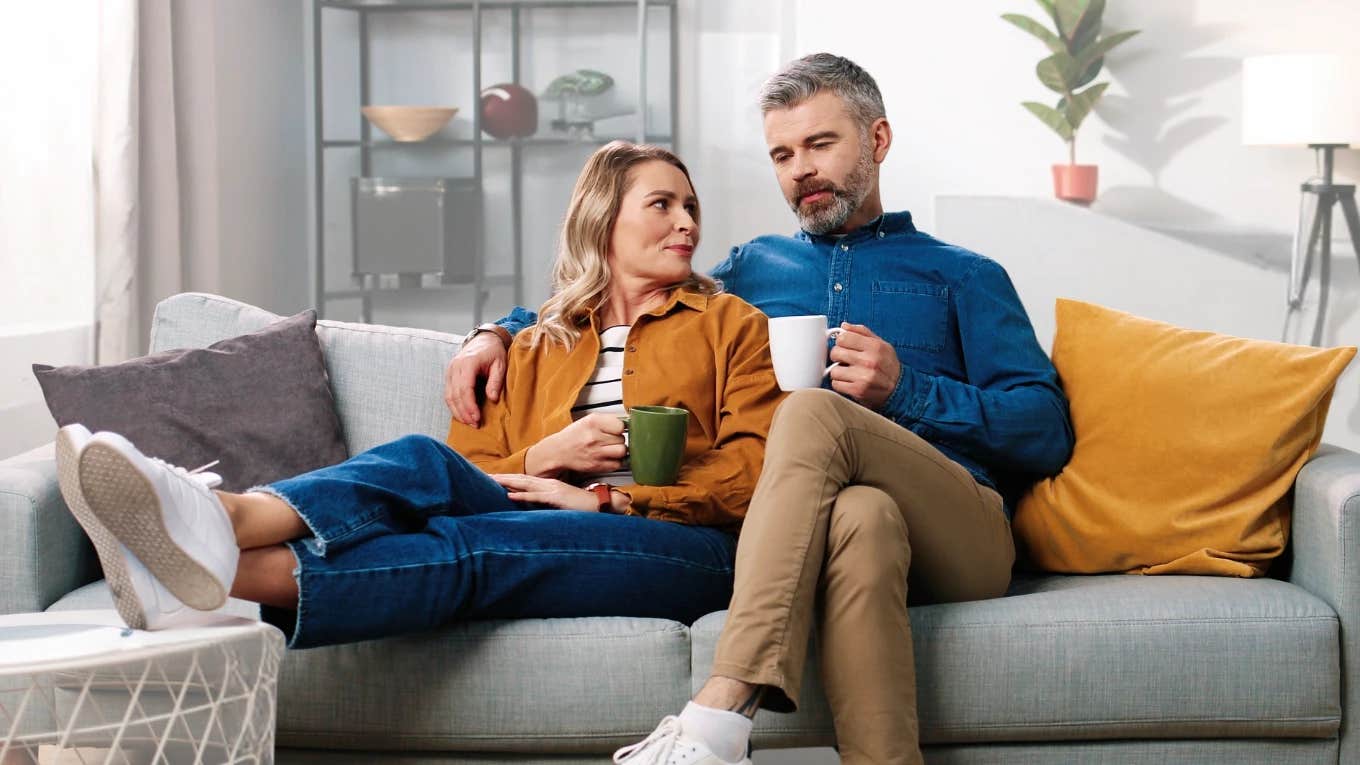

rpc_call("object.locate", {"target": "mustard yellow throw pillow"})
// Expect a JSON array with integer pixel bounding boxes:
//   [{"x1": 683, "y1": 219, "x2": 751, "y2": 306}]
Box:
[{"x1": 1014, "y1": 299, "x2": 1355, "y2": 577}]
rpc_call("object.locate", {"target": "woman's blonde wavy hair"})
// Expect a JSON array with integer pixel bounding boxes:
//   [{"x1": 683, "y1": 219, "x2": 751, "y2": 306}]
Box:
[{"x1": 529, "y1": 141, "x2": 721, "y2": 350}]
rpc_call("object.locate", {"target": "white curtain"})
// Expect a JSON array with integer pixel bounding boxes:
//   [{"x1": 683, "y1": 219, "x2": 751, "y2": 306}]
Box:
[{"x1": 93, "y1": 0, "x2": 182, "y2": 363}]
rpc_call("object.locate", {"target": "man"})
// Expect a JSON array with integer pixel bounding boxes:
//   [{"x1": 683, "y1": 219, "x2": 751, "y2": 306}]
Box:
[{"x1": 445, "y1": 54, "x2": 1073, "y2": 765}]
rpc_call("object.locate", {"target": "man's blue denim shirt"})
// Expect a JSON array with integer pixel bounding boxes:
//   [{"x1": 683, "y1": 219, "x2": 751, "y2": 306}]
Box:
[{"x1": 497, "y1": 211, "x2": 1074, "y2": 509}]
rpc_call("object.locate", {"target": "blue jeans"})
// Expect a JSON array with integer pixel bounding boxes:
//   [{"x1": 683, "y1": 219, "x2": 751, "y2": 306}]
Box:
[{"x1": 257, "y1": 435, "x2": 737, "y2": 648}]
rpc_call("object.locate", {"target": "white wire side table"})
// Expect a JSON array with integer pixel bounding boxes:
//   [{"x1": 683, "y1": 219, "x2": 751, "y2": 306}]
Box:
[{"x1": 0, "y1": 610, "x2": 284, "y2": 765}]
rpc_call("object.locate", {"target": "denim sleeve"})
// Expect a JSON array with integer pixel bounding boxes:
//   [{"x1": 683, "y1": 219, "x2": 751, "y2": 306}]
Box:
[
  {"x1": 881, "y1": 260, "x2": 1074, "y2": 477},
  {"x1": 493, "y1": 306, "x2": 538, "y2": 338},
  {"x1": 708, "y1": 247, "x2": 740, "y2": 295}
]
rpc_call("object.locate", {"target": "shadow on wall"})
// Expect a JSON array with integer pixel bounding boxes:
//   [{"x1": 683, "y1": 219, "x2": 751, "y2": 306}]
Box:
[{"x1": 1091, "y1": 3, "x2": 1255, "y2": 259}]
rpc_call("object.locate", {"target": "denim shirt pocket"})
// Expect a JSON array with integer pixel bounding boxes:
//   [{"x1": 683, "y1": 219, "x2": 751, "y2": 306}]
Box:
[{"x1": 870, "y1": 280, "x2": 949, "y2": 353}]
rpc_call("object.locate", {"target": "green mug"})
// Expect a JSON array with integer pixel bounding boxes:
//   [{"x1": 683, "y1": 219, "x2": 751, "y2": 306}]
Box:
[{"x1": 621, "y1": 406, "x2": 689, "y2": 486}]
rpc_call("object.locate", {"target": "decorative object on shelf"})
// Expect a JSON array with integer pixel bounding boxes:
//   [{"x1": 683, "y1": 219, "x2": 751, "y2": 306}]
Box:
[
  {"x1": 352, "y1": 177, "x2": 481, "y2": 287},
  {"x1": 361, "y1": 105, "x2": 458, "y2": 142},
  {"x1": 480, "y1": 83, "x2": 538, "y2": 139},
  {"x1": 1242, "y1": 53, "x2": 1360, "y2": 346},
  {"x1": 541, "y1": 69, "x2": 629, "y2": 139},
  {"x1": 1003, "y1": 0, "x2": 1139, "y2": 205}
]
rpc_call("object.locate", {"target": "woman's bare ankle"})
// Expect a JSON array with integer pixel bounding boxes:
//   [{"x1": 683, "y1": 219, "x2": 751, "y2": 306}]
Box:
[{"x1": 693, "y1": 676, "x2": 765, "y2": 718}]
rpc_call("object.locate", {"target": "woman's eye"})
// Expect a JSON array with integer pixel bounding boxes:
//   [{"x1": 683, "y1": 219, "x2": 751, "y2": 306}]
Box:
[{"x1": 651, "y1": 199, "x2": 668, "y2": 209}]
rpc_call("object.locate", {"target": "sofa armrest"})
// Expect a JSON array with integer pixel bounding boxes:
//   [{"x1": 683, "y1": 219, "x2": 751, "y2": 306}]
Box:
[
  {"x1": 1290, "y1": 443, "x2": 1360, "y2": 762},
  {"x1": 0, "y1": 443, "x2": 100, "y2": 614}
]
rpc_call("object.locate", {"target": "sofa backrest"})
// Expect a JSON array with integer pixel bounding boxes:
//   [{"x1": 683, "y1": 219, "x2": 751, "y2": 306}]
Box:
[{"x1": 150, "y1": 292, "x2": 458, "y2": 456}]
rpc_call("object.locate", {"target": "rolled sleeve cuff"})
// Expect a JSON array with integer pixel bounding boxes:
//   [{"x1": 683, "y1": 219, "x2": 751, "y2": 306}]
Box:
[
  {"x1": 882, "y1": 365, "x2": 928, "y2": 427},
  {"x1": 469, "y1": 446, "x2": 531, "y2": 476}
]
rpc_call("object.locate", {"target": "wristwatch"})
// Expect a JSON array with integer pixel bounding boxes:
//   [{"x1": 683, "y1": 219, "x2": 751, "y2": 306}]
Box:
[
  {"x1": 463, "y1": 323, "x2": 508, "y2": 348},
  {"x1": 585, "y1": 482, "x2": 614, "y2": 512}
]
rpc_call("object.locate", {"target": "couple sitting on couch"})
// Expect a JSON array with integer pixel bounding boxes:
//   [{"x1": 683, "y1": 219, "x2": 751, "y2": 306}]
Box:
[{"x1": 57, "y1": 54, "x2": 1073, "y2": 765}]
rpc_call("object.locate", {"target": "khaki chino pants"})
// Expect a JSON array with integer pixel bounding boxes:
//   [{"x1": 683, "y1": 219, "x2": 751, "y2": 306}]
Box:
[{"x1": 712, "y1": 389, "x2": 1014, "y2": 765}]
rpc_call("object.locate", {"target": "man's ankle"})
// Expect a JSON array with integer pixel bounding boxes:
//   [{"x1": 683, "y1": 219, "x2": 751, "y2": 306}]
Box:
[{"x1": 693, "y1": 676, "x2": 765, "y2": 719}]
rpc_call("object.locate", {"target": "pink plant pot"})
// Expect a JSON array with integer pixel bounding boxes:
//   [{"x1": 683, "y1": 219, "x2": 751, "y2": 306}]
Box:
[{"x1": 1052, "y1": 164, "x2": 1099, "y2": 205}]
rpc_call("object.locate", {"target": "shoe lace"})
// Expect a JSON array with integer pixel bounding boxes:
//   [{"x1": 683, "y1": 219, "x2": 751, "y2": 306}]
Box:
[
  {"x1": 614, "y1": 716, "x2": 682, "y2": 763},
  {"x1": 149, "y1": 457, "x2": 223, "y2": 489}
]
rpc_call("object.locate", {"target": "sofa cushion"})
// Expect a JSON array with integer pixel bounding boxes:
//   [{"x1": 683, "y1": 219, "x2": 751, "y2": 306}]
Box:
[
  {"x1": 693, "y1": 574, "x2": 1341, "y2": 746},
  {"x1": 150, "y1": 292, "x2": 460, "y2": 456},
  {"x1": 48, "y1": 581, "x2": 693, "y2": 754},
  {"x1": 1014, "y1": 299, "x2": 1355, "y2": 577},
  {"x1": 34, "y1": 309, "x2": 348, "y2": 493}
]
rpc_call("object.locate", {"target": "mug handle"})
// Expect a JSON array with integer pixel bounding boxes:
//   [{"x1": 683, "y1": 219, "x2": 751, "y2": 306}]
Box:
[
  {"x1": 824, "y1": 327, "x2": 844, "y2": 377},
  {"x1": 617, "y1": 415, "x2": 630, "y2": 448}
]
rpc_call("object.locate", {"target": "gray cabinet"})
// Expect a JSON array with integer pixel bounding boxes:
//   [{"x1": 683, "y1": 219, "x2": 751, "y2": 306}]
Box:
[{"x1": 312, "y1": 0, "x2": 679, "y2": 325}]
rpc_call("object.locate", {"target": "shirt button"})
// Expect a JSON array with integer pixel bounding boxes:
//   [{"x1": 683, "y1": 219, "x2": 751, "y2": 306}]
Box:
[
  {"x1": 840, "y1": 243, "x2": 850, "y2": 252},
  {"x1": 833, "y1": 283, "x2": 844, "y2": 292},
  {"x1": 627, "y1": 345, "x2": 637, "y2": 353},
  {"x1": 625, "y1": 369, "x2": 635, "y2": 375},
  {"x1": 878, "y1": 230, "x2": 886, "y2": 238}
]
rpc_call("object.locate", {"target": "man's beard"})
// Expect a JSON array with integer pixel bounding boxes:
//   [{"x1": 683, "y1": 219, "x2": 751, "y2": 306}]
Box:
[{"x1": 788, "y1": 144, "x2": 876, "y2": 235}]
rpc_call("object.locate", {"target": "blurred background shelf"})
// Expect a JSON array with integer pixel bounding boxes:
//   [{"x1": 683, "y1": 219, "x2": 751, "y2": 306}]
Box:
[{"x1": 312, "y1": 0, "x2": 678, "y2": 326}]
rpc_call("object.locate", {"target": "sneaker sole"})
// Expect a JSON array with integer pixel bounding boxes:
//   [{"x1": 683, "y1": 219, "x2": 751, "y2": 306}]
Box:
[
  {"x1": 56, "y1": 430, "x2": 148, "y2": 630},
  {"x1": 78, "y1": 442, "x2": 229, "y2": 611}
]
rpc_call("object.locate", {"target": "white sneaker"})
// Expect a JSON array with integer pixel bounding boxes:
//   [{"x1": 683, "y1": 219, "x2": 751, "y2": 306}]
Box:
[
  {"x1": 56, "y1": 425, "x2": 228, "y2": 630},
  {"x1": 77, "y1": 431, "x2": 239, "y2": 615},
  {"x1": 613, "y1": 717, "x2": 752, "y2": 765}
]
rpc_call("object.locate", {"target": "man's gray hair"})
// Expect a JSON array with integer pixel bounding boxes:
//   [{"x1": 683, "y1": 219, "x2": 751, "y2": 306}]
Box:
[{"x1": 758, "y1": 53, "x2": 885, "y2": 129}]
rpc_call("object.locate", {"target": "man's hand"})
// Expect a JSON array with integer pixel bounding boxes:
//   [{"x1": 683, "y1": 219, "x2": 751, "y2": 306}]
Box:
[
  {"x1": 828, "y1": 322, "x2": 902, "y2": 411},
  {"x1": 524, "y1": 413, "x2": 628, "y2": 478},
  {"x1": 491, "y1": 474, "x2": 601, "y2": 512},
  {"x1": 444, "y1": 331, "x2": 510, "y2": 427}
]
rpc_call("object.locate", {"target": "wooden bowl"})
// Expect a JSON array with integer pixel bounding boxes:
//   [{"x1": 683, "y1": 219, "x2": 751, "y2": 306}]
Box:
[{"x1": 361, "y1": 106, "x2": 458, "y2": 142}]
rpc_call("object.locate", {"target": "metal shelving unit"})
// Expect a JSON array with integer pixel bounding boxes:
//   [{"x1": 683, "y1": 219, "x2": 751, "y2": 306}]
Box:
[{"x1": 312, "y1": 0, "x2": 679, "y2": 324}]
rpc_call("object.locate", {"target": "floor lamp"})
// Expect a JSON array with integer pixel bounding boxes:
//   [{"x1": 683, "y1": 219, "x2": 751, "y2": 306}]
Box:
[{"x1": 1243, "y1": 54, "x2": 1360, "y2": 346}]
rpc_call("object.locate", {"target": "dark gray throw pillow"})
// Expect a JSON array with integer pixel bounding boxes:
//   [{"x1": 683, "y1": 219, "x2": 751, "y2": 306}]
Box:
[{"x1": 33, "y1": 310, "x2": 348, "y2": 492}]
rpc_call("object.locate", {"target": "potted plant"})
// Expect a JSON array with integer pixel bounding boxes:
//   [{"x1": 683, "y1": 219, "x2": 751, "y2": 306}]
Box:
[{"x1": 1003, "y1": 0, "x2": 1138, "y2": 204}]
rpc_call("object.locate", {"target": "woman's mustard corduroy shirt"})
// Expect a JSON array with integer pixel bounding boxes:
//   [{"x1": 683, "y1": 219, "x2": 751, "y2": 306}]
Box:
[{"x1": 445, "y1": 289, "x2": 786, "y2": 532}]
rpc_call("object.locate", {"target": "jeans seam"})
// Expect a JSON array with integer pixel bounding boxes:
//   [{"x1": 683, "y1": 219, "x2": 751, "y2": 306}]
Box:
[{"x1": 300, "y1": 546, "x2": 736, "y2": 577}]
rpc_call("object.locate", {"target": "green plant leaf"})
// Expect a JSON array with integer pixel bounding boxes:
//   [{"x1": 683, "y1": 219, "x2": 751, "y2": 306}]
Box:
[
  {"x1": 1023, "y1": 101, "x2": 1074, "y2": 142},
  {"x1": 1037, "y1": 51, "x2": 1081, "y2": 93},
  {"x1": 1002, "y1": 13, "x2": 1065, "y2": 53},
  {"x1": 1073, "y1": 57, "x2": 1103, "y2": 89},
  {"x1": 1074, "y1": 29, "x2": 1139, "y2": 72},
  {"x1": 1033, "y1": 0, "x2": 1057, "y2": 21},
  {"x1": 1063, "y1": 82, "x2": 1109, "y2": 131},
  {"x1": 1070, "y1": 0, "x2": 1105, "y2": 54},
  {"x1": 1054, "y1": 0, "x2": 1090, "y2": 41}
]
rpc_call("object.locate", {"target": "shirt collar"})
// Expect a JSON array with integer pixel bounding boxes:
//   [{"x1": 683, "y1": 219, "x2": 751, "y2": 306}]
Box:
[
  {"x1": 796, "y1": 210, "x2": 917, "y2": 244},
  {"x1": 587, "y1": 287, "x2": 709, "y2": 330}
]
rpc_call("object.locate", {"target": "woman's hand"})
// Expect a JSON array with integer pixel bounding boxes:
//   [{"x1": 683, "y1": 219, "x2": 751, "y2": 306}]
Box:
[
  {"x1": 491, "y1": 474, "x2": 600, "y2": 512},
  {"x1": 524, "y1": 413, "x2": 628, "y2": 477}
]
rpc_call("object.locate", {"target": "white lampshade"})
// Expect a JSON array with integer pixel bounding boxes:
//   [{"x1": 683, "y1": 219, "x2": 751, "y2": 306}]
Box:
[{"x1": 1242, "y1": 54, "x2": 1360, "y2": 146}]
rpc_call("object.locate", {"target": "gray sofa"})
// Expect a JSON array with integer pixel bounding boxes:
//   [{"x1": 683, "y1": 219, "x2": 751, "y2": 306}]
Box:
[{"x1": 3, "y1": 291, "x2": 1357, "y2": 764}]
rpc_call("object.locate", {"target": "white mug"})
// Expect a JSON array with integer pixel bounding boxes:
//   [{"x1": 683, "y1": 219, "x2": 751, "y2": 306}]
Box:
[{"x1": 767, "y1": 315, "x2": 843, "y2": 391}]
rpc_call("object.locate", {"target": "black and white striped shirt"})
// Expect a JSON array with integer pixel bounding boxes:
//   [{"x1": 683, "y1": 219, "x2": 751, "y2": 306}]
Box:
[{"x1": 571, "y1": 324, "x2": 634, "y2": 485}]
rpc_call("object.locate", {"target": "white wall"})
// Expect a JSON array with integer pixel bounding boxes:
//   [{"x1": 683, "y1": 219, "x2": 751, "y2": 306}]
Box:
[
  {"x1": 0, "y1": 6, "x2": 98, "y2": 458},
  {"x1": 782, "y1": 0, "x2": 1360, "y2": 239}
]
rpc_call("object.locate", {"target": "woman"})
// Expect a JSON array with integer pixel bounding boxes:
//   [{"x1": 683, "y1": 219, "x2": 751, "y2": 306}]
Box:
[{"x1": 57, "y1": 141, "x2": 786, "y2": 648}]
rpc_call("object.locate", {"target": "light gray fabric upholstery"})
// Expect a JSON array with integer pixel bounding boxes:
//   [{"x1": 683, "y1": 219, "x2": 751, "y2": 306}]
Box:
[
  {"x1": 1290, "y1": 444, "x2": 1360, "y2": 764},
  {"x1": 0, "y1": 444, "x2": 99, "y2": 613},
  {"x1": 47, "y1": 582, "x2": 690, "y2": 754},
  {"x1": 696, "y1": 574, "x2": 1340, "y2": 746},
  {"x1": 6, "y1": 292, "x2": 1356, "y2": 763},
  {"x1": 270, "y1": 617, "x2": 691, "y2": 753},
  {"x1": 921, "y1": 738, "x2": 1337, "y2": 764},
  {"x1": 150, "y1": 292, "x2": 459, "y2": 455}
]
